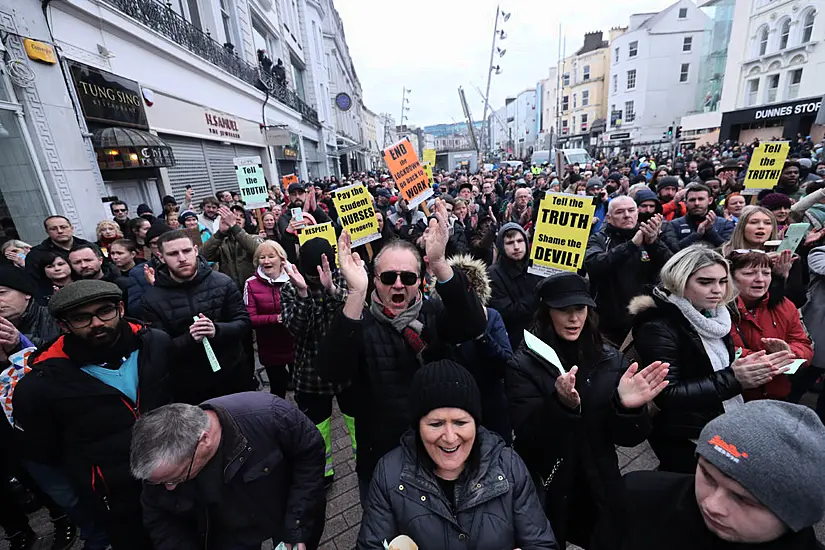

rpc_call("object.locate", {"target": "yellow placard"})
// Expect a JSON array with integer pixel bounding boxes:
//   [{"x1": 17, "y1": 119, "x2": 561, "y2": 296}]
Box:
[
  {"x1": 528, "y1": 193, "x2": 596, "y2": 277},
  {"x1": 744, "y1": 141, "x2": 790, "y2": 191},
  {"x1": 23, "y1": 39, "x2": 57, "y2": 65},
  {"x1": 332, "y1": 183, "x2": 380, "y2": 247},
  {"x1": 382, "y1": 138, "x2": 433, "y2": 209},
  {"x1": 423, "y1": 148, "x2": 436, "y2": 166},
  {"x1": 298, "y1": 222, "x2": 337, "y2": 266},
  {"x1": 423, "y1": 164, "x2": 433, "y2": 184}
]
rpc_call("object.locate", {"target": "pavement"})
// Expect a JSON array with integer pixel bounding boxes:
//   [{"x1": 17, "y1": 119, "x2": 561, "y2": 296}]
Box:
[{"x1": 4, "y1": 396, "x2": 824, "y2": 550}]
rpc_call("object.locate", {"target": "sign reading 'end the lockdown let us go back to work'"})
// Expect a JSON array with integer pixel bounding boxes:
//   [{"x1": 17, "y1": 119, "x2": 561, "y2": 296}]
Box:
[
  {"x1": 382, "y1": 138, "x2": 433, "y2": 209},
  {"x1": 528, "y1": 192, "x2": 596, "y2": 277}
]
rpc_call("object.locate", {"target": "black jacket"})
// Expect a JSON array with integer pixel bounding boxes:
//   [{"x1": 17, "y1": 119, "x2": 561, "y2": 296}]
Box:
[
  {"x1": 585, "y1": 225, "x2": 672, "y2": 342},
  {"x1": 661, "y1": 214, "x2": 734, "y2": 252},
  {"x1": 610, "y1": 472, "x2": 824, "y2": 550},
  {"x1": 506, "y1": 343, "x2": 650, "y2": 548},
  {"x1": 630, "y1": 292, "x2": 741, "y2": 447},
  {"x1": 12, "y1": 322, "x2": 172, "y2": 513},
  {"x1": 139, "y1": 257, "x2": 253, "y2": 404},
  {"x1": 141, "y1": 392, "x2": 326, "y2": 550},
  {"x1": 320, "y1": 269, "x2": 486, "y2": 479},
  {"x1": 358, "y1": 428, "x2": 558, "y2": 550}
]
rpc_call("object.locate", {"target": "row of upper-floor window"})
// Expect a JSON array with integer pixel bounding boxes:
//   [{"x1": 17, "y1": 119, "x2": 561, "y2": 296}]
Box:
[{"x1": 752, "y1": 8, "x2": 817, "y2": 57}]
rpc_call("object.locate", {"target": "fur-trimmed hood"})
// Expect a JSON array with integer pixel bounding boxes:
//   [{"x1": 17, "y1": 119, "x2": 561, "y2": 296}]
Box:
[{"x1": 447, "y1": 254, "x2": 492, "y2": 305}]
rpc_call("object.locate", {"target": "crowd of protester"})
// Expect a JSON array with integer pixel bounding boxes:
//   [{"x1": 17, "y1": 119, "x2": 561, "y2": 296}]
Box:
[{"x1": 0, "y1": 136, "x2": 824, "y2": 550}]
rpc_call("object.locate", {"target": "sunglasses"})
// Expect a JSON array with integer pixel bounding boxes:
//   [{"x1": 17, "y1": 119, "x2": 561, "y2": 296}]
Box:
[{"x1": 378, "y1": 271, "x2": 418, "y2": 286}]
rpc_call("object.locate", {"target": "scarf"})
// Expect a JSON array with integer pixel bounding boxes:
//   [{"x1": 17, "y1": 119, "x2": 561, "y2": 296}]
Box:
[
  {"x1": 369, "y1": 290, "x2": 427, "y2": 354},
  {"x1": 665, "y1": 292, "x2": 744, "y2": 410}
]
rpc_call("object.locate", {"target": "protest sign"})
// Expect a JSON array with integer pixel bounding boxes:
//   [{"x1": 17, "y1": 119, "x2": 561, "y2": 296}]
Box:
[
  {"x1": 743, "y1": 142, "x2": 790, "y2": 192},
  {"x1": 423, "y1": 148, "x2": 436, "y2": 166},
  {"x1": 333, "y1": 183, "x2": 381, "y2": 247},
  {"x1": 528, "y1": 192, "x2": 595, "y2": 277},
  {"x1": 298, "y1": 222, "x2": 337, "y2": 266},
  {"x1": 382, "y1": 138, "x2": 433, "y2": 209},
  {"x1": 777, "y1": 222, "x2": 810, "y2": 254},
  {"x1": 281, "y1": 174, "x2": 299, "y2": 190},
  {"x1": 234, "y1": 156, "x2": 268, "y2": 208}
]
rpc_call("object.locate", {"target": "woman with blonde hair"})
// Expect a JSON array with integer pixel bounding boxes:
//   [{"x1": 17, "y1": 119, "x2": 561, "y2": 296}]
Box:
[
  {"x1": 243, "y1": 240, "x2": 294, "y2": 397},
  {"x1": 95, "y1": 220, "x2": 123, "y2": 257},
  {"x1": 630, "y1": 245, "x2": 794, "y2": 473}
]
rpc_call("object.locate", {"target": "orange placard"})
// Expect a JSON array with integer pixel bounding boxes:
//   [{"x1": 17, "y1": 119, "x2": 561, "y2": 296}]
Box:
[
  {"x1": 382, "y1": 138, "x2": 433, "y2": 208},
  {"x1": 281, "y1": 174, "x2": 299, "y2": 190}
]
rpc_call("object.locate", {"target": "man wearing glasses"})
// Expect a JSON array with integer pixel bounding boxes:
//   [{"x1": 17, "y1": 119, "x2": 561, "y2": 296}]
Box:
[
  {"x1": 12, "y1": 280, "x2": 174, "y2": 550},
  {"x1": 321, "y1": 199, "x2": 487, "y2": 502},
  {"x1": 130, "y1": 392, "x2": 326, "y2": 550}
]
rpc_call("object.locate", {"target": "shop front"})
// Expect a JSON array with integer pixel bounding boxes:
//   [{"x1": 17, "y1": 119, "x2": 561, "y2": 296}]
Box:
[
  {"x1": 720, "y1": 96, "x2": 823, "y2": 143},
  {"x1": 144, "y1": 91, "x2": 271, "y2": 203},
  {"x1": 68, "y1": 61, "x2": 175, "y2": 215}
]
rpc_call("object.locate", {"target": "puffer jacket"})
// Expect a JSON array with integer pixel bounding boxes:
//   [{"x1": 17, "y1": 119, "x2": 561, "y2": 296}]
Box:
[
  {"x1": 139, "y1": 256, "x2": 252, "y2": 404},
  {"x1": 729, "y1": 293, "x2": 813, "y2": 400},
  {"x1": 357, "y1": 428, "x2": 558, "y2": 550},
  {"x1": 243, "y1": 267, "x2": 294, "y2": 366},
  {"x1": 141, "y1": 392, "x2": 326, "y2": 550},
  {"x1": 506, "y1": 342, "x2": 650, "y2": 548},
  {"x1": 200, "y1": 224, "x2": 263, "y2": 289},
  {"x1": 13, "y1": 322, "x2": 172, "y2": 514},
  {"x1": 630, "y1": 291, "x2": 741, "y2": 469}
]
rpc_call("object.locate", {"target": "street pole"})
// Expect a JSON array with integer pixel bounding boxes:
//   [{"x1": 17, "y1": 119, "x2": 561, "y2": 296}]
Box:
[{"x1": 481, "y1": 5, "x2": 500, "y2": 159}]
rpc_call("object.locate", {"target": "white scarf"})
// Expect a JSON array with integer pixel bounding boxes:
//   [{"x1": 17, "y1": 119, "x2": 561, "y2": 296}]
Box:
[{"x1": 665, "y1": 292, "x2": 744, "y2": 411}]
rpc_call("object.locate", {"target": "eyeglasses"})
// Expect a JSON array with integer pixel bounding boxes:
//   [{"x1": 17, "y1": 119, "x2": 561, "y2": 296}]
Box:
[
  {"x1": 64, "y1": 304, "x2": 120, "y2": 329},
  {"x1": 378, "y1": 271, "x2": 419, "y2": 286},
  {"x1": 150, "y1": 436, "x2": 201, "y2": 487}
]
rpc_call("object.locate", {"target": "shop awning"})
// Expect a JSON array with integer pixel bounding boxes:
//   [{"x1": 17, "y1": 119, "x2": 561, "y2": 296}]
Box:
[{"x1": 92, "y1": 127, "x2": 176, "y2": 170}]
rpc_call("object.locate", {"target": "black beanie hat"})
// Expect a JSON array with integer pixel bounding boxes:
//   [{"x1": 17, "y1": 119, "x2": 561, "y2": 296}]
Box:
[
  {"x1": 0, "y1": 266, "x2": 35, "y2": 295},
  {"x1": 299, "y1": 237, "x2": 335, "y2": 277},
  {"x1": 410, "y1": 360, "x2": 482, "y2": 426}
]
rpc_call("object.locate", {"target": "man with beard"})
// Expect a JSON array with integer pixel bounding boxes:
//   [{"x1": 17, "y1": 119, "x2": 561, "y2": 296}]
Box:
[
  {"x1": 278, "y1": 183, "x2": 331, "y2": 264},
  {"x1": 488, "y1": 222, "x2": 543, "y2": 350},
  {"x1": 585, "y1": 196, "x2": 671, "y2": 344},
  {"x1": 13, "y1": 280, "x2": 173, "y2": 550},
  {"x1": 658, "y1": 176, "x2": 687, "y2": 221},
  {"x1": 319, "y1": 200, "x2": 486, "y2": 502},
  {"x1": 139, "y1": 230, "x2": 252, "y2": 404},
  {"x1": 662, "y1": 183, "x2": 734, "y2": 252},
  {"x1": 773, "y1": 161, "x2": 805, "y2": 201}
]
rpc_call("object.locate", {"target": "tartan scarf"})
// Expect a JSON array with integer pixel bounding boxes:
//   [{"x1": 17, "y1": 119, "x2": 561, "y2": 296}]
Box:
[{"x1": 369, "y1": 290, "x2": 427, "y2": 354}]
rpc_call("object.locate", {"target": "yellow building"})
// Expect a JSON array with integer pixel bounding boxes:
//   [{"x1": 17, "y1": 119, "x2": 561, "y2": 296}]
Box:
[{"x1": 557, "y1": 29, "x2": 625, "y2": 151}]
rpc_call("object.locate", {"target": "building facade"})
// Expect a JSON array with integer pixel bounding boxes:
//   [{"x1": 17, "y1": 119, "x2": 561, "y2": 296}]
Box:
[{"x1": 604, "y1": 0, "x2": 709, "y2": 152}]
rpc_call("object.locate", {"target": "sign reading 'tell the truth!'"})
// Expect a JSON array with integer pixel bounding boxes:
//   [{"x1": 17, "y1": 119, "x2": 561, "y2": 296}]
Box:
[{"x1": 68, "y1": 61, "x2": 149, "y2": 129}]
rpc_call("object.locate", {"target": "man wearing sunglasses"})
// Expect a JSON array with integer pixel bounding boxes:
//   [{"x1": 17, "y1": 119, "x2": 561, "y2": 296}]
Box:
[
  {"x1": 13, "y1": 280, "x2": 174, "y2": 550},
  {"x1": 321, "y1": 199, "x2": 487, "y2": 502}
]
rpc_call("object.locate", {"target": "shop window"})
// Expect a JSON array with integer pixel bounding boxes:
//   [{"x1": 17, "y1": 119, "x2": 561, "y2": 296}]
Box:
[{"x1": 787, "y1": 68, "x2": 802, "y2": 100}]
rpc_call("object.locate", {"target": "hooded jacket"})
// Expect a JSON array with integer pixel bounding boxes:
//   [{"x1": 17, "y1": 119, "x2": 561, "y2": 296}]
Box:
[
  {"x1": 487, "y1": 222, "x2": 543, "y2": 349},
  {"x1": 357, "y1": 428, "x2": 558, "y2": 550},
  {"x1": 139, "y1": 256, "x2": 252, "y2": 404},
  {"x1": 243, "y1": 267, "x2": 294, "y2": 366}
]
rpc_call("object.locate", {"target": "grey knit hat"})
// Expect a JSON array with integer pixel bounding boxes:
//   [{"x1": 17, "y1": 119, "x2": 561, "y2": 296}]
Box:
[
  {"x1": 49, "y1": 280, "x2": 123, "y2": 317},
  {"x1": 696, "y1": 401, "x2": 825, "y2": 532}
]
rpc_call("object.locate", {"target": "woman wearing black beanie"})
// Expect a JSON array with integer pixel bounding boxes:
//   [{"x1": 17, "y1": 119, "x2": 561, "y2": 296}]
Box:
[{"x1": 357, "y1": 360, "x2": 558, "y2": 550}]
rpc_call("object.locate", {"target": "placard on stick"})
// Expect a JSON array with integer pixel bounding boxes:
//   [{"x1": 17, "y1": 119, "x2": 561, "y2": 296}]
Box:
[
  {"x1": 234, "y1": 156, "x2": 268, "y2": 208},
  {"x1": 743, "y1": 141, "x2": 790, "y2": 193},
  {"x1": 528, "y1": 193, "x2": 596, "y2": 277},
  {"x1": 332, "y1": 183, "x2": 381, "y2": 247},
  {"x1": 298, "y1": 222, "x2": 338, "y2": 266},
  {"x1": 382, "y1": 138, "x2": 433, "y2": 209}
]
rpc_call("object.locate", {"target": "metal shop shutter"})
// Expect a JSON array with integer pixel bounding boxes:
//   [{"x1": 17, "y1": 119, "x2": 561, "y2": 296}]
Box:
[
  {"x1": 203, "y1": 141, "x2": 237, "y2": 196},
  {"x1": 162, "y1": 136, "x2": 214, "y2": 204}
]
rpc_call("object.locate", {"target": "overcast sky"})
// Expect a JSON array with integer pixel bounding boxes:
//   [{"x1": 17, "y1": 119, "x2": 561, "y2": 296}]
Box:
[{"x1": 336, "y1": 0, "x2": 677, "y2": 127}]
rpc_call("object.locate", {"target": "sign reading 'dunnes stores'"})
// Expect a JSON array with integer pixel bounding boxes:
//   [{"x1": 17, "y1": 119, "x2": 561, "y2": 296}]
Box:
[{"x1": 69, "y1": 62, "x2": 149, "y2": 129}]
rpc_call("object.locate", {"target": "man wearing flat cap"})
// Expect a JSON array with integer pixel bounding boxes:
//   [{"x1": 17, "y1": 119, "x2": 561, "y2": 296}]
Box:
[{"x1": 13, "y1": 280, "x2": 173, "y2": 550}]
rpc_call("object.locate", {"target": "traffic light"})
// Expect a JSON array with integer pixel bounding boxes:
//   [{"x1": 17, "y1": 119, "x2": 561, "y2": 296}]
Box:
[
  {"x1": 667, "y1": 126, "x2": 674, "y2": 138},
  {"x1": 676, "y1": 126, "x2": 682, "y2": 139}
]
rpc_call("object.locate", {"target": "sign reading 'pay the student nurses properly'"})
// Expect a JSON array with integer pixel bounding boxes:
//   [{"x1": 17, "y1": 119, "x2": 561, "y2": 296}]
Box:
[
  {"x1": 234, "y1": 156, "x2": 268, "y2": 208},
  {"x1": 382, "y1": 138, "x2": 433, "y2": 209},
  {"x1": 744, "y1": 142, "x2": 790, "y2": 192},
  {"x1": 333, "y1": 183, "x2": 381, "y2": 247},
  {"x1": 528, "y1": 193, "x2": 595, "y2": 277}
]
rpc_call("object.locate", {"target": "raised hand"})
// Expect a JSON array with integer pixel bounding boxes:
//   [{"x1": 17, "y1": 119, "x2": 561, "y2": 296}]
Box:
[
  {"x1": 337, "y1": 229, "x2": 368, "y2": 294},
  {"x1": 617, "y1": 361, "x2": 669, "y2": 409},
  {"x1": 554, "y1": 366, "x2": 581, "y2": 410},
  {"x1": 283, "y1": 262, "x2": 308, "y2": 297}
]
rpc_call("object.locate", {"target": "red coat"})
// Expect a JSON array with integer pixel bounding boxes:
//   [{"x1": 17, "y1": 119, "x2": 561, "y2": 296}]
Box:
[
  {"x1": 729, "y1": 293, "x2": 813, "y2": 400},
  {"x1": 243, "y1": 268, "x2": 294, "y2": 366}
]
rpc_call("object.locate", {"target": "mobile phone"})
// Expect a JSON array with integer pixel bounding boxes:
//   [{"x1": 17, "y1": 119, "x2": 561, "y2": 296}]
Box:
[{"x1": 291, "y1": 207, "x2": 303, "y2": 222}]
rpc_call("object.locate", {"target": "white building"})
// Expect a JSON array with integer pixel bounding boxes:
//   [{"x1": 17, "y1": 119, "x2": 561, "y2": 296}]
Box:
[
  {"x1": 604, "y1": 0, "x2": 710, "y2": 151},
  {"x1": 716, "y1": 0, "x2": 824, "y2": 143}
]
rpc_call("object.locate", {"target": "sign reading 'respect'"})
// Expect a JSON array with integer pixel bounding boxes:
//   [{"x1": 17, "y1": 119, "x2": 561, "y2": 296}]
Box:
[
  {"x1": 529, "y1": 193, "x2": 596, "y2": 277},
  {"x1": 382, "y1": 139, "x2": 433, "y2": 209}
]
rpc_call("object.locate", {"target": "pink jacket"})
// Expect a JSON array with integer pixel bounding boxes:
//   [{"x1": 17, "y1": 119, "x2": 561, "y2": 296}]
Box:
[{"x1": 243, "y1": 267, "x2": 294, "y2": 366}]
